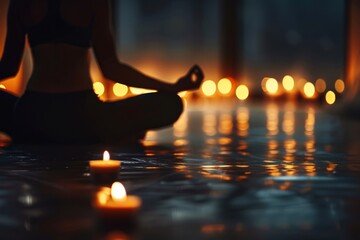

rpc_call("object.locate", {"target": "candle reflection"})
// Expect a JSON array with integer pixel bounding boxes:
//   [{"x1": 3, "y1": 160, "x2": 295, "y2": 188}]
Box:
[
  {"x1": 304, "y1": 106, "x2": 316, "y2": 175},
  {"x1": 282, "y1": 103, "x2": 295, "y2": 135},
  {"x1": 173, "y1": 112, "x2": 188, "y2": 138},
  {"x1": 201, "y1": 224, "x2": 225, "y2": 234},
  {"x1": 305, "y1": 107, "x2": 315, "y2": 137},
  {"x1": 219, "y1": 112, "x2": 233, "y2": 135},
  {"x1": 237, "y1": 106, "x2": 249, "y2": 137},
  {"x1": 266, "y1": 103, "x2": 279, "y2": 136},
  {"x1": 203, "y1": 112, "x2": 217, "y2": 136}
]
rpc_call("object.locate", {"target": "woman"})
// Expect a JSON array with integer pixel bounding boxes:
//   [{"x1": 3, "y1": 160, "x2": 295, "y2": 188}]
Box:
[{"x1": 0, "y1": 0, "x2": 204, "y2": 144}]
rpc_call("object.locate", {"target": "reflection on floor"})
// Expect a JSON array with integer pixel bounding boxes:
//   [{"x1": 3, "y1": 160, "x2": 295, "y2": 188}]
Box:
[{"x1": 1, "y1": 100, "x2": 360, "y2": 240}]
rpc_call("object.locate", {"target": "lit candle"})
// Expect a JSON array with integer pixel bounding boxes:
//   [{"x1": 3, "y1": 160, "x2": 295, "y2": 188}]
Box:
[
  {"x1": 93, "y1": 182, "x2": 142, "y2": 219},
  {"x1": 89, "y1": 151, "x2": 121, "y2": 183}
]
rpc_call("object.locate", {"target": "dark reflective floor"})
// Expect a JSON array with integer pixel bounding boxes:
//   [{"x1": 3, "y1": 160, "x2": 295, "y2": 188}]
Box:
[{"x1": 1, "y1": 100, "x2": 360, "y2": 240}]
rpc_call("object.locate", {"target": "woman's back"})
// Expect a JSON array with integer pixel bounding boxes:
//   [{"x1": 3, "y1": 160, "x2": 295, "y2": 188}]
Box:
[{"x1": 21, "y1": 0, "x2": 96, "y2": 93}]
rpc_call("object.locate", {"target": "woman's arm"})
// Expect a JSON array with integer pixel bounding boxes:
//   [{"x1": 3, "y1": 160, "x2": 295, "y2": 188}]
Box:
[
  {"x1": 0, "y1": 0, "x2": 26, "y2": 81},
  {"x1": 91, "y1": 0, "x2": 203, "y2": 92}
]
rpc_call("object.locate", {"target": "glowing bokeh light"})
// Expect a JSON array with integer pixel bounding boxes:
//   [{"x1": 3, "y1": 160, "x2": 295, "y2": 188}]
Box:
[
  {"x1": 265, "y1": 78, "x2": 279, "y2": 95},
  {"x1": 113, "y1": 83, "x2": 128, "y2": 97},
  {"x1": 303, "y1": 82, "x2": 315, "y2": 98},
  {"x1": 315, "y1": 78, "x2": 326, "y2": 93},
  {"x1": 325, "y1": 91, "x2": 336, "y2": 105},
  {"x1": 111, "y1": 182, "x2": 127, "y2": 201},
  {"x1": 201, "y1": 80, "x2": 217, "y2": 97},
  {"x1": 236, "y1": 85, "x2": 249, "y2": 100},
  {"x1": 0, "y1": 84, "x2": 6, "y2": 89},
  {"x1": 93, "y1": 82, "x2": 105, "y2": 96},
  {"x1": 282, "y1": 75, "x2": 295, "y2": 91},
  {"x1": 261, "y1": 78, "x2": 268, "y2": 92},
  {"x1": 217, "y1": 78, "x2": 232, "y2": 95},
  {"x1": 335, "y1": 79, "x2": 345, "y2": 93}
]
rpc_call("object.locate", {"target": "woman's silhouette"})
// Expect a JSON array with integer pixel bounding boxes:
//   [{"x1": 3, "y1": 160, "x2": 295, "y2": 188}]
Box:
[{"x1": 0, "y1": 0, "x2": 204, "y2": 144}]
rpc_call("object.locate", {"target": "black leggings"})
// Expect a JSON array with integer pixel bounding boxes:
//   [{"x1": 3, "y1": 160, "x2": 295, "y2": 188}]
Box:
[{"x1": 1, "y1": 90, "x2": 183, "y2": 144}]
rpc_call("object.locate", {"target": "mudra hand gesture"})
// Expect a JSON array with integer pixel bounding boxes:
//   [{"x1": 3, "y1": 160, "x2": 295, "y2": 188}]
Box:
[{"x1": 173, "y1": 65, "x2": 204, "y2": 92}]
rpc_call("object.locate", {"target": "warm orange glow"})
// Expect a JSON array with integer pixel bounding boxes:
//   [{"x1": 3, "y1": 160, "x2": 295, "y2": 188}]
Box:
[
  {"x1": 266, "y1": 103, "x2": 279, "y2": 136},
  {"x1": 335, "y1": 79, "x2": 345, "y2": 93},
  {"x1": 265, "y1": 78, "x2": 279, "y2": 95},
  {"x1": 203, "y1": 112, "x2": 217, "y2": 136},
  {"x1": 173, "y1": 139, "x2": 189, "y2": 147},
  {"x1": 217, "y1": 78, "x2": 232, "y2": 95},
  {"x1": 201, "y1": 80, "x2": 217, "y2": 96},
  {"x1": 219, "y1": 113, "x2": 233, "y2": 135},
  {"x1": 0, "y1": 0, "x2": 29, "y2": 95},
  {"x1": 218, "y1": 137, "x2": 232, "y2": 145},
  {"x1": 315, "y1": 78, "x2": 326, "y2": 93},
  {"x1": 0, "y1": 132, "x2": 11, "y2": 148},
  {"x1": 129, "y1": 87, "x2": 155, "y2": 95},
  {"x1": 113, "y1": 83, "x2": 128, "y2": 97},
  {"x1": 236, "y1": 85, "x2": 249, "y2": 100},
  {"x1": 0, "y1": 84, "x2": 5, "y2": 89},
  {"x1": 237, "y1": 106, "x2": 249, "y2": 137},
  {"x1": 97, "y1": 187, "x2": 111, "y2": 205},
  {"x1": 201, "y1": 224, "x2": 225, "y2": 234},
  {"x1": 325, "y1": 91, "x2": 336, "y2": 105},
  {"x1": 282, "y1": 75, "x2": 295, "y2": 92},
  {"x1": 173, "y1": 113, "x2": 188, "y2": 138},
  {"x1": 303, "y1": 82, "x2": 315, "y2": 98},
  {"x1": 178, "y1": 91, "x2": 187, "y2": 98},
  {"x1": 111, "y1": 182, "x2": 127, "y2": 201},
  {"x1": 93, "y1": 82, "x2": 105, "y2": 96},
  {"x1": 305, "y1": 107, "x2": 315, "y2": 137},
  {"x1": 326, "y1": 161, "x2": 337, "y2": 171},
  {"x1": 282, "y1": 103, "x2": 295, "y2": 135}
]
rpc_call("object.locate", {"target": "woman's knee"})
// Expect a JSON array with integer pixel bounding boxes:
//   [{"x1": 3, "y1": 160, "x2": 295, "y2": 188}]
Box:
[{"x1": 157, "y1": 92, "x2": 184, "y2": 123}]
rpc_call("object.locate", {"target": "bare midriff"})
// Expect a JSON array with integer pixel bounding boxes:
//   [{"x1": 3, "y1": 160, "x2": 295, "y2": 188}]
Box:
[{"x1": 27, "y1": 43, "x2": 93, "y2": 93}]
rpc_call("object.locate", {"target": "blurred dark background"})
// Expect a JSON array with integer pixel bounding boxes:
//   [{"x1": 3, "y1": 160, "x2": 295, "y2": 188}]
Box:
[
  {"x1": 112, "y1": 0, "x2": 345, "y2": 93},
  {"x1": 0, "y1": 0, "x2": 347, "y2": 96}
]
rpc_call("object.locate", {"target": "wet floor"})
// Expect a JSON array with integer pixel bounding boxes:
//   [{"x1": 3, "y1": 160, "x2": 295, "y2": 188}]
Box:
[{"x1": 1, "y1": 100, "x2": 360, "y2": 240}]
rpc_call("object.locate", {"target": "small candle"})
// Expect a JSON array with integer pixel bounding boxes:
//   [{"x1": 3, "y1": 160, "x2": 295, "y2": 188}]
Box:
[
  {"x1": 90, "y1": 151, "x2": 121, "y2": 183},
  {"x1": 94, "y1": 182, "x2": 141, "y2": 219}
]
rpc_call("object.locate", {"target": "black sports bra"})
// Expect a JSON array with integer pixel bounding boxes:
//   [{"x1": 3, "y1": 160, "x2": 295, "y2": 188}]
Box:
[{"x1": 27, "y1": 0, "x2": 93, "y2": 48}]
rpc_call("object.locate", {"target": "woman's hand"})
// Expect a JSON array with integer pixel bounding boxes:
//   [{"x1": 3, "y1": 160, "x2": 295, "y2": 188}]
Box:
[{"x1": 173, "y1": 65, "x2": 204, "y2": 92}]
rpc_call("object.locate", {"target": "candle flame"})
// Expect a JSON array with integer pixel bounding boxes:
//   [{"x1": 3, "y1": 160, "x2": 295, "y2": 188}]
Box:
[
  {"x1": 218, "y1": 78, "x2": 232, "y2": 95},
  {"x1": 325, "y1": 91, "x2": 336, "y2": 105},
  {"x1": 265, "y1": 78, "x2": 279, "y2": 95},
  {"x1": 111, "y1": 182, "x2": 127, "y2": 201},
  {"x1": 236, "y1": 84, "x2": 249, "y2": 100},
  {"x1": 103, "y1": 151, "x2": 110, "y2": 161},
  {"x1": 304, "y1": 82, "x2": 315, "y2": 98},
  {"x1": 201, "y1": 80, "x2": 217, "y2": 97}
]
